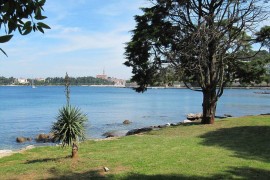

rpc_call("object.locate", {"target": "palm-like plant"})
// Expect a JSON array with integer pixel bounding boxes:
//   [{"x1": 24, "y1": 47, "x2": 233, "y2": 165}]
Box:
[
  {"x1": 51, "y1": 105, "x2": 88, "y2": 158},
  {"x1": 51, "y1": 73, "x2": 88, "y2": 158}
]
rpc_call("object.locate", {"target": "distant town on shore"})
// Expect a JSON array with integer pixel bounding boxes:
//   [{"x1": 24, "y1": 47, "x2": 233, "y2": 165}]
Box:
[
  {"x1": 1, "y1": 67, "x2": 270, "y2": 88},
  {"x1": 0, "y1": 71, "x2": 127, "y2": 87}
]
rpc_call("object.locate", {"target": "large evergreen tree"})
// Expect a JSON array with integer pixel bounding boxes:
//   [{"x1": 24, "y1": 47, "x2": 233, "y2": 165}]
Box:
[{"x1": 125, "y1": 0, "x2": 270, "y2": 124}]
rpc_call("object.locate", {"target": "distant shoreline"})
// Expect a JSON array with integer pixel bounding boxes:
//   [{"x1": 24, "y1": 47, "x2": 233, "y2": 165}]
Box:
[{"x1": 0, "y1": 84, "x2": 269, "y2": 90}]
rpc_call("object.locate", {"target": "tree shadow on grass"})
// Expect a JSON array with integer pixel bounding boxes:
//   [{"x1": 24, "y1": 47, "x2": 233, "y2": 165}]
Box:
[
  {"x1": 47, "y1": 168, "x2": 106, "y2": 180},
  {"x1": 45, "y1": 167, "x2": 270, "y2": 180},
  {"x1": 117, "y1": 167, "x2": 270, "y2": 179},
  {"x1": 123, "y1": 167, "x2": 270, "y2": 179},
  {"x1": 25, "y1": 157, "x2": 68, "y2": 164},
  {"x1": 199, "y1": 126, "x2": 270, "y2": 162}
]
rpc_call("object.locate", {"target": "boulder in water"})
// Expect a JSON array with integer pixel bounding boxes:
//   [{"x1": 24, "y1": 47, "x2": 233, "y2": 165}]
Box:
[
  {"x1": 123, "y1": 120, "x2": 132, "y2": 125},
  {"x1": 187, "y1": 113, "x2": 202, "y2": 120},
  {"x1": 16, "y1": 137, "x2": 31, "y2": 143},
  {"x1": 36, "y1": 133, "x2": 55, "y2": 143}
]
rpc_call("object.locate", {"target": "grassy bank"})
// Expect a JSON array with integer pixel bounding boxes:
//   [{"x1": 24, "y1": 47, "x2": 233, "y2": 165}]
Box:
[{"x1": 1, "y1": 115, "x2": 270, "y2": 179}]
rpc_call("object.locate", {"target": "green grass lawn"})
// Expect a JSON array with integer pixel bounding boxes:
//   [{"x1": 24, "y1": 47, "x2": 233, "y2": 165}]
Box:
[{"x1": 1, "y1": 115, "x2": 270, "y2": 179}]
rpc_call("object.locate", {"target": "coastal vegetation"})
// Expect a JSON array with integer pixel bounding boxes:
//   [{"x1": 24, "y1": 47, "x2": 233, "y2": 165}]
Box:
[
  {"x1": 0, "y1": 115, "x2": 269, "y2": 179},
  {"x1": 0, "y1": 76, "x2": 114, "y2": 86},
  {"x1": 124, "y1": 0, "x2": 270, "y2": 124}
]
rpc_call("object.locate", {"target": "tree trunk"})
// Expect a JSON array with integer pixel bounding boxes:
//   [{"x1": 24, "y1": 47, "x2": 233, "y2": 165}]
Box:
[
  {"x1": 201, "y1": 89, "x2": 217, "y2": 124},
  {"x1": 72, "y1": 143, "x2": 78, "y2": 158}
]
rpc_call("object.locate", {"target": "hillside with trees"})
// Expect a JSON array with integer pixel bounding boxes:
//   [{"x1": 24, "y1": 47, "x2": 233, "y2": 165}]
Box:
[{"x1": 0, "y1": 76, "x2": 114, "y2": 86}]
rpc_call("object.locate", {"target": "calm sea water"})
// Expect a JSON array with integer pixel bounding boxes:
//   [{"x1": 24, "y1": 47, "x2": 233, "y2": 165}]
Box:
[{"x1": 0, "y1": 86, "x2": 269, "y2": 150}]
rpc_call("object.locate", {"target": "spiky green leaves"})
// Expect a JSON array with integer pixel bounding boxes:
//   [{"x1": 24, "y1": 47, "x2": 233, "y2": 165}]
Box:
[{"x1": 51, "y1": 105, "x2": 88, "y2": 147}]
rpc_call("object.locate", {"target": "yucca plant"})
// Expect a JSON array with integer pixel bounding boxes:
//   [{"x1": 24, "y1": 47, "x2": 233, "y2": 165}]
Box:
[
  {"x1": 51, "y1": 105, "x2": 88, "y2": 158},
  {"x1": 51, "y1": 73, "x2": 88, "y2": 158}
]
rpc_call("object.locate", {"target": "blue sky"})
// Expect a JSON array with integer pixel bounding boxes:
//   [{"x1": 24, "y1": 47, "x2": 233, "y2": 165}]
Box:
[
  {"x1": 1, "y1": 1, "x2": 269, "y2": 80},
  {"x1": 0, "y1": 0, "x2": 149, "y2": 80}
]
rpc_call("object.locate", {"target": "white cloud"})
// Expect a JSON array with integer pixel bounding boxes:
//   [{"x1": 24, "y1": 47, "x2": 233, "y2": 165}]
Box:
[{"x1": 0, "y1": 0, "x2": 148, "y2": 79}]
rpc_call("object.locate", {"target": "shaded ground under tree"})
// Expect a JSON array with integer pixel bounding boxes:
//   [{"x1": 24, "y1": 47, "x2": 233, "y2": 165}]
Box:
[
  {"x1": 46, "y1": 166, "x2": 270, "y2": 180},
  {"x1": 200, "y1": 126, "x2": 270, "y2": 162}
]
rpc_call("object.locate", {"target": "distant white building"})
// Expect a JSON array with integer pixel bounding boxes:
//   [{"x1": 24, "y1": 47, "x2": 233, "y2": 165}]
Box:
[
  {"x1": 35, "y1": 78, "x2": 45, "y2": 81},
  {"x1": 17, "y1": 78, "x2": 28, "y2": 84},
  {"x1": 108, "y1": 77, "x2": 126, "y2": 86}
]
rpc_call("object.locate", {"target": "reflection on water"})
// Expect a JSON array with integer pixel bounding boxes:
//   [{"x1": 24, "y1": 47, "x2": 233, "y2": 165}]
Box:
[{"x1": 0, "y1": 86, "x2": 269, "y2": 150}]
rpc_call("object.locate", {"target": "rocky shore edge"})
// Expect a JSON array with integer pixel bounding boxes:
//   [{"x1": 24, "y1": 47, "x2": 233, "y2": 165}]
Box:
[
  {"x1": 102, "y1": 113, "x2": 232, "y2": 138},
  {"x1": 102, "y1": 113, "x2": 270, "y2": 138},
  {"x1": 1, "y1": 113, "x2": 269, "y2": 159}
]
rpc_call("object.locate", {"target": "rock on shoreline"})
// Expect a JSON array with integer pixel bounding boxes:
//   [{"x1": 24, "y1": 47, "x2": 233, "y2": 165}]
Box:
[
  {"x1": 126, "y1": 127, "x2": 154, "y2": 136},
  {"x1": 103, "y1": 113, "x2": 240, "y2": 138},
  {"x1": 16, "y1": 137, "x2": 32, "y2": 143},
  {"x1": 187, "y1": 113, "x2": 202, "y2": 120}
]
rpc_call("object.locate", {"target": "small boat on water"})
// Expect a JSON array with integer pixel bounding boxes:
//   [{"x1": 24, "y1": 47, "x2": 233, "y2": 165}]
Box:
[{"x1": 31, "y1": 80, "x2": 37, "y2": 89}]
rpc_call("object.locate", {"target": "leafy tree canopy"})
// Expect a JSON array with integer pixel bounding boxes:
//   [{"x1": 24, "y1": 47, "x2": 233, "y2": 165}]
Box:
[
  {"x1": 0, "y1": 0, "x2": 50, "y2": 56},
  {"x1": 125, "y1": 0, "x2": 270, "y2": 124}
]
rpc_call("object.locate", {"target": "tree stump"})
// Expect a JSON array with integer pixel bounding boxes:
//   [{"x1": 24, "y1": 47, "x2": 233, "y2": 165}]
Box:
[{"x1": 72, "y1": 143, "x2": 78, "y2": 158}]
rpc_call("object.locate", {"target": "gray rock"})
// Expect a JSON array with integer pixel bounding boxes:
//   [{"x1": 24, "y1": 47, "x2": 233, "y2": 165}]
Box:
[
  {"x1": 215, "y1": 116, "x2": 227, "y2": 119},
  {"x1": 126, "y1": 127, "x2": 153, "y2": 136},
  {"x1": 187, "y1": 113, "x2": 202, "y2": 120},
  {"x1": 36, "y1": 133, "x2": 55, "y2": 143},
  {"x1": 16, "y1": 137, "x2": 31, "y2": 143},
  {"x1": 157, "y1": 123, "x2": 171, "y2": 128},
  {"x1": 123, "y1": 120, "x2": 132, "y2": 125},
  {"x1": 102, "y1": 130, "x2": 128, "y2": 138},
  {"x1": 16, "y1": 137, "x2": 27, "y2": 143},
  {"x1": 171, "y1": 122, "x2": 182, "y2": 126},
  {"x1": 158, "y1": 124, "x2": 167, "y2": 128},
  {"x1": 224, "y1": 114, "x2": 233, "y2": 117},
  {"x1": 102, "y1": 132, "x2": 115, "y2": 138}
]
